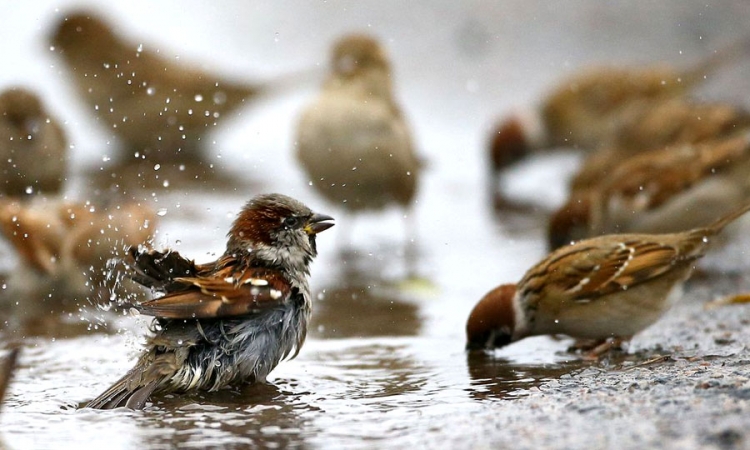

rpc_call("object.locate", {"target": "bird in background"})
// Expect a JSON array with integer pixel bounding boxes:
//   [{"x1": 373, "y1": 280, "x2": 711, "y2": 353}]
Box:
[
  {"x1": 487, "y1": 35, "x2": 750, "y2": 209},
  {"x1": 49, "y1": 10, "x2": 313, "y2": 171},
  {"x1": 0, "y1": 197, "x2": 156, "y2": 298},
  {"x1": 295, "y1": 34, "x2": 421, "y2": 254},
  {"x1": 548, "y1": 130, "x2": 750, "y2": 249},
  {"x1": 467, "y1": 202, "x2": 750, "y2": 356},
  {"x1": 568, "y1": 99, "x2": 750, "y2": 194},
  {"x1": 0, "y1": 87, "x2": 68, "y2": 197},
  {"x1": 86, "y1": 193, "x2": 333, "y2": 409}
]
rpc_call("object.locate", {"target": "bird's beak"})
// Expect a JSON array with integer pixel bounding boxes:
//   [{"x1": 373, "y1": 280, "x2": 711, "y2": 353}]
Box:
[{"x1": 305, "y1": 213, "x2": 335, "y2": 235}]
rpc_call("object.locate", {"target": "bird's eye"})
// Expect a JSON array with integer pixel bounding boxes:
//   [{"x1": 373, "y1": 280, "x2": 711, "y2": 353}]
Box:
[{"x1": 283, "y1": 216, "x2": 300, "y2": 228}]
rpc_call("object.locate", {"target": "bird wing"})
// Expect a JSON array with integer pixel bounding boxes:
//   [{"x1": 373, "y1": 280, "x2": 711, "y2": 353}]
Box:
[
  {"x1": 134, "y1": 265, "x2": 294, "y2": 319},
  {"x1": 521, "y1": 236, "x2": 698, "y2": 304},
  {"x1": 600, "y1": 132, "x2": 750, "y2": 212},
  {"x1": 127, "y1": 247, "x2": 200, "y2": 292}
]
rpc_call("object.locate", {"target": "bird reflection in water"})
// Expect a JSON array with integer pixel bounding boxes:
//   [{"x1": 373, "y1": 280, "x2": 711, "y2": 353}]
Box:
[{"x1": 311, "y1": 245, "x2": 425, "y2": 339}]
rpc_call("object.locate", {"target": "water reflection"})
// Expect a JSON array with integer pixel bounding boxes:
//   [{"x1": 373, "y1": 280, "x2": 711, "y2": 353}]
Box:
[
  {"x1": 466, "y1": 351, "x2": 585, "y2": 401},
  {"x1": 131, "y1": 384, "x2": 316, "y2": 449},
  {"x1": 311, "y1": 245, "x2": 426, "y2": 339},
  {"x1": 311, "y1": 284, "x2": 421, "y2": 339}
]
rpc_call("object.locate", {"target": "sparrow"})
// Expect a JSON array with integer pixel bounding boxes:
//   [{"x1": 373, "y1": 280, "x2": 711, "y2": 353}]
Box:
[
  {"x1": 0, "y1": 197, "x2": 156, "y2": 296},
  {"x1": 86, "y1": 193, "x2": 333, "y2": 409},
  {"x1": 49, "y1": 11, "x2": 306, "y2": 167},
  {"x1": 0, "y1": 348, "x2": 19, "y2": 411},
  {"x1": 488, "y1": 37, "x2": 750, "y2": 207},
  {"x1": 295, "y1": 34, "x2": 421, "y2": 220},
  {"x1": 0, "y1": 87, "x2": 68, "y2": 196},
  {"x1": 549, "y1": 131, "x2": 750, "y2": 249},
  {"x1": 569, "y1": 99, "x2": 750, "y2": 193},
  {"x1": 467, "y1": 202, "x2": 750, "y2": 353}
]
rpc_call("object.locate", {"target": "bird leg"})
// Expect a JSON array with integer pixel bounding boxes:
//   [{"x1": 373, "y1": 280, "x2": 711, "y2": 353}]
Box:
[{"x1": 569, "y1": 337, "x2": 630, "y2": 360}]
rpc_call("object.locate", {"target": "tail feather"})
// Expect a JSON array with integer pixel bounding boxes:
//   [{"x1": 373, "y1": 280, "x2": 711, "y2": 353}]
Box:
[
  {"x1": 703, "y1": 202, "x2": 750, "y2": 236},
  {"x1": 125, "y1": 382, "x2": 160, "y2": 410},
  {"x1": 85, "y1": 367, "x2": 141, "y2": 409},
  {"x1": 681, "y1": 33, "x2": 750, "y2": 88},
  {"x1": 678, "y1": 202, "x2": 750, "y2": 258},
  {"x1": 86, "y1": 365, "x2": 162, "y2": 410}
]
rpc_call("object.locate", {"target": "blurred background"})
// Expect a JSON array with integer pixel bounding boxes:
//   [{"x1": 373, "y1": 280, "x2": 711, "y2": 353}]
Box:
[{"x1": 1, "y1": 1, "x2": 750, "y2": 448}]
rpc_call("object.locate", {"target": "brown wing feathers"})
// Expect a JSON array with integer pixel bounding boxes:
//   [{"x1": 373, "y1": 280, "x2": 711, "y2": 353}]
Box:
[
  {"x1": 127, "y1": 247, "x2": 199, "y2": 292},
  {"x1": 134, "y1": 264, "x2": 293, "y2": 320}
]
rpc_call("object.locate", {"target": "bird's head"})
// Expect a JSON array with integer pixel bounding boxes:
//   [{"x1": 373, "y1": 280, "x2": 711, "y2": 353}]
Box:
[
  {"x1": 0, "y1": 88, "x2": 44, "y2": 136},
  {"x1": 227, "y1": 193, "x2": 334, "y2": 273},
  {"x1": 331, "y1": 34, "x2": 390, "y2": 78},
  {"x1": 466, "y1": 284, "x2": 517, "y2": 351},
  {"x1": 49, "y1": 11, "x2": 119, "y2": 57},
  {"x1": 547, "y1": 195, "x2": 592, "y2": 250}
]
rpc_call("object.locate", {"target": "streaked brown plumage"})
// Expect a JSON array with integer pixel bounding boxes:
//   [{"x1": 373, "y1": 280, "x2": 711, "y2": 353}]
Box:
[
  {"x1": 488, "y1": 37, "x2": 750, "y2": 207},
  {"x1": 49, "y1": 11, "x2": 262, "y2": 165},
  {"x1": 0, "y1": 87, "x2": 67, "y2": 196},
  {"x1": 468, "y1": 203, "x2": 750, "y2": 352},
  {"x1": 549, "y1": 131, "x2": 750, "y2": 248},
  {"x1": 570, "y1": 99, "x2": 750, "y2": 192},
  {"x1": 296, "y1": 34, "x2": 420, "y2": 213},
  {"x1": 0, "y1": 198, "x2": 156, "y2": 291},
  {"x1": 86, "y1": 193, "x2": 333, "y2": 409}
]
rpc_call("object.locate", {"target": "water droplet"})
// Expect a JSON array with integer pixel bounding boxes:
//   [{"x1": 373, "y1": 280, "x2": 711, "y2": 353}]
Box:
[
  {"x1": 146, "y1": 86, "x2": 156, "y2": 96},
  {"x1": 156, "y1": 208, "x2": 168, "y2": 217},
  {"x1": 194, "y1": 94, "x2": 203, "y2": 102},
  {"x1": 25, "y1": 186, "x2": 33, "y2": 194},
  {"x1": 213, "y1": 91, "x2": 227, "y2": 105},
  {"x1": 154, "y1": 164, "x2": 161, "y2": 171}
]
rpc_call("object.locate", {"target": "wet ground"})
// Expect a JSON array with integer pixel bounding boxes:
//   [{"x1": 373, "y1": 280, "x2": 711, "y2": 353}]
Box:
[{"x1": 2, "y1": 1, "x2": 750, "y2": 449}]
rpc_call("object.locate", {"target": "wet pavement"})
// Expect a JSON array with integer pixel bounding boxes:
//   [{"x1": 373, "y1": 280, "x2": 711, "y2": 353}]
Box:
[{"x1": 2, "y1": 1, "x2": 750, "y2": 449}]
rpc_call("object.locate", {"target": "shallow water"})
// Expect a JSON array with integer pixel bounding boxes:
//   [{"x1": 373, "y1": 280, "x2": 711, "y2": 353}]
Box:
[{"x1": 2, "y1": 2, "x2": 750, "y2": 449}]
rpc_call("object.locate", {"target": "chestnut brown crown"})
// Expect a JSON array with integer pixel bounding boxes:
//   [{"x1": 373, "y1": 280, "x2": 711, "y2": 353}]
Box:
[
  {"x1": 547, "y1": 194, "x2": 592, "y2": 250},
  {"x1": 489, "y1": 116, "x2": 532, "y2": 173},
  {"x1": 331, "y1": 34, "x2": 390, "y2": 77},
  {"x1": 466, "y1": 284, "x2": 517, "y2": 350}
]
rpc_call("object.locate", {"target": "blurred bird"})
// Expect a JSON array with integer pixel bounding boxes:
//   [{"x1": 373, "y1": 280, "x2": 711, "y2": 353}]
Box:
[
  {"x1": 0, "y1": 197, "x2": 156, "y2": 296},
  {"x1": 569, "y1": 99, "x2": 750, "y2": 192},
  {"x1": 295, "y1": 34, "x2": 421, "y2": 243},
  {"x1": 467, "y1": 203, "x2": 750, "y2": 355},
  {"x1": 0, "y1": 348, "x2": 19, "y2": 411},
  {"x1": 49, "y1": 11, "x2": 307, "y2": 168},
  {"x1": 548, "y1": 131, "x2": 750, "y2": 249},
  {"x1": 488, "y1": 37, "x2": 750, "y2": 208},
  {"x1": 0, "y1": 87, "x2": 67, "y2": 197},
  {"x1": 86, "y1": 193, "x2": 333, "y2": 409}
]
